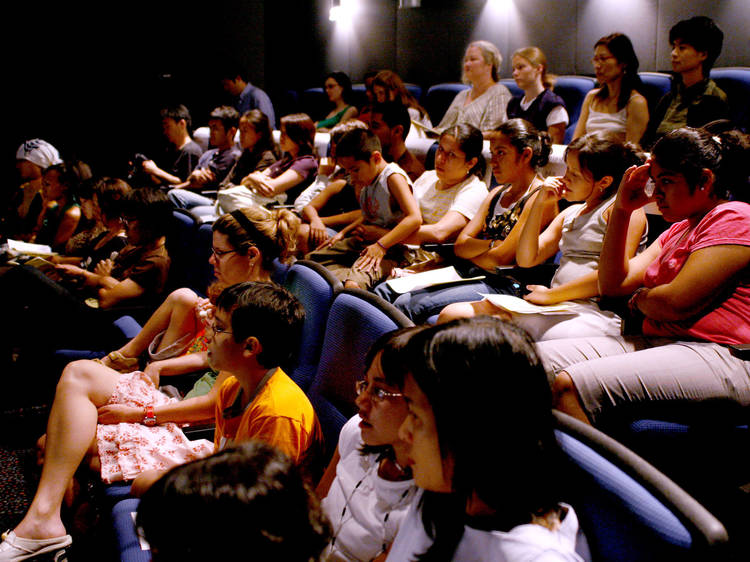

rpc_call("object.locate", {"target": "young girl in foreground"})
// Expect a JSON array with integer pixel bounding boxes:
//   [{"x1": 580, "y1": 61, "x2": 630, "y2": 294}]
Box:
[
  {"x1": 387, "y1": 317, "x2": 583, "y2": 561},
  {"x1": 439, "y1": 131, "x2": 647, "y2": 341},
  {"x1": 542, "y1": 127, "x2": 750, "y2": 427},
  {"x1": 317, "y1": 328, "x2": 422, "y2": 562}
]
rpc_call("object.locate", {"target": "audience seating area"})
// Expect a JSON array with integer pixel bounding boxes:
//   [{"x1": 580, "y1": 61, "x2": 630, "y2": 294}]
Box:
[
  {"x1": 104, "y1": 252, "x2": 731, "y2": 560},
  {"x1": 274, "y1": 68, "x2": 749, "y2": 138}
]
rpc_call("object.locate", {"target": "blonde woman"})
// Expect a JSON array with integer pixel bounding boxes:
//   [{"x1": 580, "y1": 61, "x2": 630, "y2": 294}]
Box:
[{"x1": 507, "y1": 47, "x2": 569, "y2": 144}]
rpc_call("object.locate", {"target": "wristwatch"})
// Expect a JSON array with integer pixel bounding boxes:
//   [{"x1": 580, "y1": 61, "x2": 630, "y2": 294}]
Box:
[{"x1": 143, "y1": 405, "x2": 157, "y2": 427}]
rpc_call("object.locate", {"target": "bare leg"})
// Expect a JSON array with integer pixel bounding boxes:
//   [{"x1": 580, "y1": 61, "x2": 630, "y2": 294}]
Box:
[
  {"x1": 108, "y1": 288, "x2": 200, "y2": 362},
  {"x1": 551, "y1": 371, "x2": 591, "y2": 425},
  {"x1": 437, "y1": 299, "x2": 511, "y2": 324},
  {"x1": 12, "y1": 360, "x2": 120, "y2": 540}
]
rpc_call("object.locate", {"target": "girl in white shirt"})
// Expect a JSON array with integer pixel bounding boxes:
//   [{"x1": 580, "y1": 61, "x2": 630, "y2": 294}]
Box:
[
  {"x1": 389, "y1": 317, "x2": 584, "y2": 561},
  {"x1": 317, "y1": 327, "x2": 423, "y2": 562}
]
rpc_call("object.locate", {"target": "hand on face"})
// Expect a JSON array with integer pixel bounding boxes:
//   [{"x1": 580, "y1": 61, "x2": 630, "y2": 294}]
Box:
[
  {"x1": 538, "y1": 176, "x2": 567, "y2": 203},
  {"x1": 614, "y1": 163, "x2": 654, "y2": 213}
]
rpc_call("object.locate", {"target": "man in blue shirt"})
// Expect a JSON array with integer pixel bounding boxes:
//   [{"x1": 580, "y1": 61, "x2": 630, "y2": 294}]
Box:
[{"x1": 221, "y1": 66, "x2": 276, "y2": 129}]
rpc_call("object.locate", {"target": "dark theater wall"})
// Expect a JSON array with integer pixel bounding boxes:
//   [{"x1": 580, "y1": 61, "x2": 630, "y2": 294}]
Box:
[{"x1": 5, "y1": 0, "x2": 748, "y2": 185}]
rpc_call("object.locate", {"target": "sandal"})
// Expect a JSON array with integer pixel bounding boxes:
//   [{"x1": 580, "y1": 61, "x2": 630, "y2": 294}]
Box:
[
  {"x1": 100, "y1": 351, "x2": 139, "y2": 373},
  {"x1": 0, "y1": 530, "x2": 72, "y2": 561}
]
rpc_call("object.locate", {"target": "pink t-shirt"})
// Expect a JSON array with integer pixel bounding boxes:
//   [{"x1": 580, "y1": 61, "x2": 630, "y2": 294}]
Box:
[{"x1": 642, "y1": 201, "x2": 750, "y2": 344}]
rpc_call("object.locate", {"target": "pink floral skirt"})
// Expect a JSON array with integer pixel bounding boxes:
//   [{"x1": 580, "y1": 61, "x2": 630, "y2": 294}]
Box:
[{"x1": 96, "y1": 371, "x2": 214, "y2": 483}]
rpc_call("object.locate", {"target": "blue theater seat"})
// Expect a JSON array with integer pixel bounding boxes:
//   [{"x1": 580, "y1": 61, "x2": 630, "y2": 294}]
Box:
[
  {"x1": 554, "y1": 410, "x2": 729, "y2": 561},
  {"x1": 300, "y1": 87, "x2": 329, "y2": 121},
  {"x1": 710, "y1": 67, "x2": 750, "y2": 132},
  {"x1": 499, "y1": 78, "x2": 523, "y2": 99},
  {"x1": 423, "y1": 82, "x2": 470, "y2": 126},
  {"x1": 553, "y1": 75, "x2": 596, "y2": 143},
  {"x1": 638, "y1": 72, "x2": 672, "y2": 116},
  {"x1": 307, "y1": 289, "x2": 413, "y2": 462},
  {"x1": 283, "y1": 260, "x2": 341, "y2": 391}
]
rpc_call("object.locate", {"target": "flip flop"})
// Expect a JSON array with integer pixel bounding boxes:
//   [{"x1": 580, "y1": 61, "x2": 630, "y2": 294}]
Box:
[{"x1": 102, "y1": 351, "x2": 139, "y2": 373}]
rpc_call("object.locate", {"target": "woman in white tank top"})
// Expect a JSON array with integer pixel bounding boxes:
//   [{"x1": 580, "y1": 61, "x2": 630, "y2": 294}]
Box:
[{"x1": 573, "y1": 33, "x2": 649, "y2": 144}]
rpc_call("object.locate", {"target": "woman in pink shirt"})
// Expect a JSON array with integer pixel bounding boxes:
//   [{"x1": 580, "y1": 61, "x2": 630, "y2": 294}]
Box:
[{"x1": 538, "y1": 126, "x2": 750, "y2": 427}]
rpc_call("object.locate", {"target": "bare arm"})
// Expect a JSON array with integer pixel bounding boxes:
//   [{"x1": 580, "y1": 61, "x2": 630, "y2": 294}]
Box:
[
  {"x1": 247, "y1": 168, "x2": 305, "y2": 198},
  {"x1": 547, "y1": 123, "x2": 566, "y2": 145},
  {"x1": 525, "y1": 206, "x2": 647, "y2": 304},
  {"x1": 98, "y1": 370, "x2": 231, "y2": 425},
  {"x1": 572, "y1": 91, "x2": 594, "y2": 141},
  {"x1": 516, "y1": 178, "x2": 567, "y2": 267},
  {"x1": 402, "y1": 210, "x2": 469, "y2": 245},
  {"x1": 625, "y1": 94, "x2": 649, "y2": 145},
  {"x1": 142, "y1": 160, "x2": 183, "y2": 185},
  {"x1": 52, "y1": 206, "x2": 81, "y2": 249},
  {"x1": 454, "y1": 187, "x2": 504, "y2": 259},
  {"x1": 145, "y1": 352, "x2": 209, "y2": 379},
  {"x1": 340, "y1": 106, "x2": 359, "y2": 123},
  {"x1": 315, "y1": 446, "x2": 341, "y2": 498},
  {"x1": 632, "y1": 245, "x2": 750, "y2": 322},
  {"x1": 599, "y1": 163, "x2": 662, "y2": 295},
  {"x1": 98, "y1": 278, "x2": 146, "y2": 309},
  {"x1": 353, "y1": 173, "x2": 421, "y2": 272}
]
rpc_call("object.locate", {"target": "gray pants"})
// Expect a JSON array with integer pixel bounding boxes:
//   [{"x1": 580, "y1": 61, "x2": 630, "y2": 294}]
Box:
[{"x1": 537, "y1": 336, "x2": 750, "y2": 425}]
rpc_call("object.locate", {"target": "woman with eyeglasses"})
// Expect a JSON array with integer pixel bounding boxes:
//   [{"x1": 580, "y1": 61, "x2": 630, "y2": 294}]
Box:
[
  {"x1": 573, "y1": 33, "x2": 649, "y2": 144},
  {"x1": 0, "y1": 208, "x2": 300, "y2": 560},
  {"x1": 316, "y1": 327, "x2": 422, "y2": 562},
  {"x1": 387, "y1": 317, "x2": 583, "y2": 561},
  {"x1": 98, "y1": 206, "x2": 298, "y2": 397}
]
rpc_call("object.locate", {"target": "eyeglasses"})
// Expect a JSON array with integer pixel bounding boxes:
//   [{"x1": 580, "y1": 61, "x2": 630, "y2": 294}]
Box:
[
  {"x1": 209, "y1": 322, "x2": 232, "y2": 336},
  {"x1": 211, "y1": 247, "x2": 237, "y2": 258},
  {"x1": 591, "y1": 55, "x2": 615, "y2": 65},
  {"x1": 355, "y1": 380, "x2": 403, "y2": 402}
]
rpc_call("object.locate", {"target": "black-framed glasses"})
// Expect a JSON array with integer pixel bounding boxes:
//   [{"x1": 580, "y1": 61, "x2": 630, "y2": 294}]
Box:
[
  {"x1": 355, "y1": 380, "x2": 403, "y2": 402},
  {"x1": 211, "y1": 247, "x2": 237, "y2": 258}
]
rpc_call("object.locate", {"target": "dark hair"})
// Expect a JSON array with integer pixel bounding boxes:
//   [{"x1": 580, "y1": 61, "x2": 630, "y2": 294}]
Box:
[
  {"x1": 43, "y1": 162, "x2": 81, "y2": 198},
  {"x1": 209, "y1": 105, "x2": 240, "y2": 132},
  {"x1": 651, "y1": 127, "x2": 750, "y2": 201},
  {"x1": 330, "y1": 119, "x2": 369, "y2": 149},
  {"x1": 160, "y1": 104, "x2": 193, "y2": 133},
  {"x1": 93, "y1": 177, "x2": 132, "y2": 221},
  {"x1": 669, "y1": 16, "x2": 723, "y2": 74},
  {"x1": 372, "y1": 101, "x2": 412, "y2": 140},
  {"x1": 360, "y1": 326, "x2": 425, "y2": 458},
  {"x1": 240, "y1": 109, "x2": 276, "y2": 156},
  {"x1": 404, "y1": 317, "x2": 561, "y2": 560},
  {"x1": 213, "y1": 207, "x2": 299, "y2": 270},
  {"x1": 280, "y1": 113, "x2": 316, "y2": 157},
  {"x1": 439, "y1": 123, "x2": 486, "y2": 179},
  {"x1": 218, "y1": 61, "x2": 248, "y2": 83},
  {"x1": 216, "y1": 281, "x2": 305, "y2": 369},
  {"x1": 334, "y1": 128, "x2": 382, "y2": 162},
  {"x1": 325, "y1": 71, "x2": 354, "y2": 105},
  {"x1": 494, "y1": 118, "x2": 552, "y2": 170},
  {"x1": 364, "y1": 70, "x2": 378, "y2": 86},
  {"x1": 120, "y1": 187, "x2": 172, "y2": 243},
  {"x1": 373, "y1": 70, "x2": 429, "y2": 120},
  {"x1": 137, "y1": 441, "x2": 331, "y2": 562},
  {"x1": 566, "y1": 131, "x2": 645, "y2": 198},
  {"x1": 594, "y1": 33, "x2": 644, "y2": 111}
]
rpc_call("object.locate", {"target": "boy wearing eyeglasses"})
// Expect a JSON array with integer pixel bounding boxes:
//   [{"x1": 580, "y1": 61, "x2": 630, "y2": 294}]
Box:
[{"x1": 131, "y1": 281, "x2": 323, "y2": 495}]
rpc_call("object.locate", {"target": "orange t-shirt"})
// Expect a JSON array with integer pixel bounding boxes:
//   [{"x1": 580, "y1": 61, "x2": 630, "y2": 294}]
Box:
[{"x1": 213, "y1": 368, "x2": 323, "y2": 468}]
